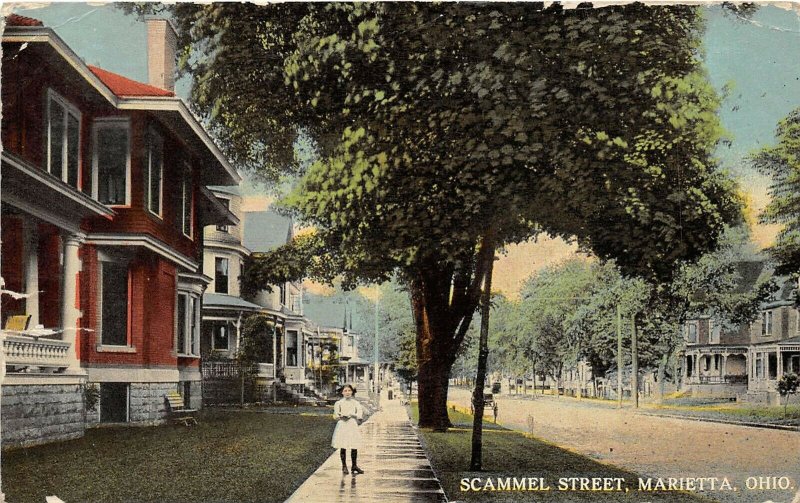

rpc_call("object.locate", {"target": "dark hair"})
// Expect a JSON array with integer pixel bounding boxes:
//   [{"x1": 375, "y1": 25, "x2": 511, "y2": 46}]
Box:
[{"x1": 340, "y1": 384, "x2": 357, "y2": 395}]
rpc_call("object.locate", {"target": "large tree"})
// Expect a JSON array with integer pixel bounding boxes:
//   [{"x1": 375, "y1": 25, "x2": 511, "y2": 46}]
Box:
[
  {"x1": 128, "y1": 3, "x2": 740, "y2": 429},
  {"x1": 752, "y1": 108, "x2": 800, "y2": 274}
]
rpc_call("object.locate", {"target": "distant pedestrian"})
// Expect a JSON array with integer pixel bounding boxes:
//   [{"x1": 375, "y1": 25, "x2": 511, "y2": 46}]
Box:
[{"x1": 332, "y1": 384, "x2": 364, "y2": 475}]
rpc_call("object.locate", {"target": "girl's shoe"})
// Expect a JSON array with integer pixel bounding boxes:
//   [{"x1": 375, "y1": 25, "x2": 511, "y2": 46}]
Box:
[
  {"x1": 342, "y1": 466, "x2": 349, "y2": 475},
  {"x1": 351, "y1": 466, "x2": 364, "y2": 475}
]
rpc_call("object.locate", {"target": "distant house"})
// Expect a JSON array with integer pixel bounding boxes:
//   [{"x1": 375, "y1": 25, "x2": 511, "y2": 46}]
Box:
[
  {"x1": 682, "y1": 262, "x2": 800, "y2": 403},
  {"x1": 1, "y1": 15, "x2": 238, "y2": 446}
]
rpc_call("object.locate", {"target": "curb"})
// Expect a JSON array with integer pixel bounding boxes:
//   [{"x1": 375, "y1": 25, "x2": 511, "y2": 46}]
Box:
[{"x1": 635, "y1": 411, "x2": 800, "y2": 432}]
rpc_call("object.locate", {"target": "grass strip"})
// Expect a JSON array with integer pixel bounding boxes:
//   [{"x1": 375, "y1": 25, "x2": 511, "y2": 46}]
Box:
[
  {"x1": 412, "y1": 405, "x2": 716, "y2": 502},
  {"x1": 4, "y1": 409, "x2": 335, "y2": 503}
]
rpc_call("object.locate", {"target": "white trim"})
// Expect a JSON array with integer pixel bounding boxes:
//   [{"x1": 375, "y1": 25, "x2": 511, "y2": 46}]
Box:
[
  {"x1": 96, "y1": 345, "x2": 137, "y2": 353},
  {"x1": 118, "y1": 98, "x2": 240, "y2": 184},
  {"x1": 1, "y1": 151, "x2": 113, "y2": 221},
  {"x1": 203, "y1": 242, "x2": 251, "y2": 258},
  {"x1": 1, "y1": 191, "x2": 82, "y2": 234},
  {"x1": 181, "y1": 160, "x2": 193, "y2": 239},
  {"x1": 86, "y1": 233, "x2": 199, "y2": 271},
  {"x1": 2, "y1": 28, "x2": 240, "y2": 186},
  {"x1": 46, "y1": 88, "x2": 82, "y2": 188},
  {"x1": 175, "y1": 291, "x2": 201, "y2": 357},
  {"x1": 86, "y1": 368, "x2": 180, "y2": 383},
  {"x1": 146, "y1": 127, "x2": 164, "y2": 219},
  {"x1": 92, "y1": 118, "x2": 132, "y2": 206},
  {"x1": 213, "y1": 255, "x2": 230, "y2": 295}
]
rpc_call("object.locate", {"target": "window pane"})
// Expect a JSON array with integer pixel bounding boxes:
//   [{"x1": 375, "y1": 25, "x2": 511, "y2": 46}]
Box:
[
  {"x1": 216, "y1": 199, "x2": 230, "y2": 232},
  {"x1": 49, "y1": 99, "x2": 64, "y2": 180},
  {"x1": 286, "y1": 330, "x2": 298, "y2": 367},
  {"x1": 148, "y1": 134, "x2": 163, "y2": 215},
  {"x1": 67, "y1": 113, "x2": 80, "y2": 188},
  {"x1": 213, "y1": 324, "x2": 228, "y2": 350},
  {"x1": 215, "y1": 258, "x2": 229, "y2": 294},
  {"x1": 181, "y1": 174, "x2": 192, "y2": 236},
  {"x1": 97, "y1": 127, "x2": 128, "y2": 205},
  {"x1": 102, "y1": 262, "x2": 128, "y2": 345},
  {"x1": 177, "y1": 295, "x2": 187, "y2": 354},
  {"x1": 191, "y1": 297, "x2": 199, "y2": 355}
]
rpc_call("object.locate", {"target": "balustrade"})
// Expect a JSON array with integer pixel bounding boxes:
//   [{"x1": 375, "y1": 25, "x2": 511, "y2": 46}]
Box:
[{"x1": 2, "y1": 332, "x2": 71, "y2": 371}]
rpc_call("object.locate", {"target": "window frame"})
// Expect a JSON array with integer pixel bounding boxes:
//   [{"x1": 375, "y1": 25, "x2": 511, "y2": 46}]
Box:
[
  {"x1": 286, "y1": 329, "x2": 300, "y2": 368},
  {"x1": 211, "y1": 321, "x2": 230, "y2": 351},
  {"x1": 686, "y1": 322, "x2": 698, "y2": 344},
  {"x1": 92, "y1": 118, "x2": 131, "y2": 206},
  {"x1": 46, "y1": 89, "x2": 82, "y2": 189},
  {"x1": 180, "y1": 161, "x2": 193, "y2": 239},
  {"x1": 175, "y1": 291, "x2": 201, "y2": 357},
  {"x1": 761, "y1": 310, "x2": 773, "y2": 337},
  {"x1": 145, "y1": 127, "x2": 164, "y2": 218},
  {"x1": 98, "y1": 260, "x2": 132, "y2": 348},
  {"x1": 214, "y1": 257, "x2": 230, "y2": 295}
]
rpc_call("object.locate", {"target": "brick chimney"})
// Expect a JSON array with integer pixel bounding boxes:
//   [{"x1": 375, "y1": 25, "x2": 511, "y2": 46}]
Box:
[{"x1": 145, "y1": 18, "x2": 177, "y2": 92}]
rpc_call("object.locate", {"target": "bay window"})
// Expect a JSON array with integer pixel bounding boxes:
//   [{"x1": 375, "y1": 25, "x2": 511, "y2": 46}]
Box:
[{"x1": 176, "y1": 292, "x2": 200, "y2": 356}]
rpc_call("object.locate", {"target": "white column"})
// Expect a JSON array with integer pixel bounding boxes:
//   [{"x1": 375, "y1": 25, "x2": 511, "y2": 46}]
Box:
[
  {"x1": 61, "y1": 235, "x2": 83, "y2": 371},
  {"x1": 23, "y1": 219, "x2": 40, "y2": 327},
  {"x1": 777, "y1": 351, "x2": 783, "y2": 380},
  {"x1": 722, "y1": 354, "x2": 728, "y2": 379}
]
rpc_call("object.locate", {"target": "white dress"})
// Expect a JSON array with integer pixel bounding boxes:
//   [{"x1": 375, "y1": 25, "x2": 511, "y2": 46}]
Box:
[{"x1": 331, "y1": 398, "x2": 363, "y2": 449}]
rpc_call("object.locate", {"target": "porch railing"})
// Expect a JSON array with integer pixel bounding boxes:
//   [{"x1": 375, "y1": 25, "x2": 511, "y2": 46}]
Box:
[
  {"x1": 697, "y1": 375, "x2": 747, "y2": 385},
  {"x1": 3, "y1": 333, "x2": 70, "y2": 371}
]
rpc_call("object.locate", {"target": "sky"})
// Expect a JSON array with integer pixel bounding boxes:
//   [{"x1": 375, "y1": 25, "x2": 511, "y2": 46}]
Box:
[{"x1": 6, "y1": 1, "x2": 800, "y2": 297}]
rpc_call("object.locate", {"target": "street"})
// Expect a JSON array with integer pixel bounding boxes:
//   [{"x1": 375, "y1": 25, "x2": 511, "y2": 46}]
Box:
[{"x1": 448, "y1": 387, "x2": 800, "y2": 503}]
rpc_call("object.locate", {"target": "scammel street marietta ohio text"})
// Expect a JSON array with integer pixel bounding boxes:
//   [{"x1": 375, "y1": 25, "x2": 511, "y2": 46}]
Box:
[{"x1": 0, "y1": 2, "x2": 799, "y2": 503}]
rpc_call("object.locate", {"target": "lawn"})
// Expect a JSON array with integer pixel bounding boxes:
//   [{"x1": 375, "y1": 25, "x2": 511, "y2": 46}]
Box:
[
  {"x1": 412, "y1": 405, "x2": 715, "y2": 503},
  {"x1": 3, "y1": 408, "x2": 335, "y2": 503}
]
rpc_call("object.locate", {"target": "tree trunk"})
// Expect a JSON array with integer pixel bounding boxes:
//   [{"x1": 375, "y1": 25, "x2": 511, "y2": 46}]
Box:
[{"x1": 469, "y1": 230, "x2": 495, "y2": 471}]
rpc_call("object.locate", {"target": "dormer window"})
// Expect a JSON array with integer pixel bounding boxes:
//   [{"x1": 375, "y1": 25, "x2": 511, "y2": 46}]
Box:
[
  {"x1": 46, "y1": 90, "x2": 81, "y2": 189},
  {"x1": 92, "y1": 119, "x2": 130, "y2": 206},
  {"x1": 146, "y1": 128, "x2": 163, "y2": 217}
]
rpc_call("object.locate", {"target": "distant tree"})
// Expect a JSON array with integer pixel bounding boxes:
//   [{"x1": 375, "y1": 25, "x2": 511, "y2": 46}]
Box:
[
  {"x1": 777, "y1": 373, "x2": 798, "y2": 419},
  {"x1": 752, "y1": 108, "x2": 800, "y2": 275}
]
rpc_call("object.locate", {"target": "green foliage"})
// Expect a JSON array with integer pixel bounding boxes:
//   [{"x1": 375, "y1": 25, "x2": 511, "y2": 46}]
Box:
[
  {"x1": 778, "y1": 373, "x2": 798, "y2": 397},
  {"x1": 123, "y1": 3, "x2": 741, "y2": 427},
  {"x1": 752, "y1": 108, "x2": 800, "y2": 274},
  {"x1": 237, "y1": 315, "x2": 274, "y2": 365},
  {"x1": 83, "y1": 383, "x2": 100, "y2": 412}
]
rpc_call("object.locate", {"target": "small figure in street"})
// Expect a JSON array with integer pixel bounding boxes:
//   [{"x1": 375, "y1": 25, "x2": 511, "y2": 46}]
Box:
[{"x1": 332, "y1": 384, "x2": 365, "y2": 475}]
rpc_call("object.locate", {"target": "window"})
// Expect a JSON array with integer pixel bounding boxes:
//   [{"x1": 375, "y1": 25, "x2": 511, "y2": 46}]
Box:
[
  {"x1": 216, "y1": 198, "x2": 230, "y2": 232},
  {"x1": 100, "y1": 382, "x2": 129, "y2": 423},
  {"x1": 286, "y1": 329, "x2": 299, "y2": 367},
  {"x1": 179, "y1": 164, "x2": 192, "y2": 238},
  {"x1": 214, "y1": 257, "x2": 229, "y2": 294},
  {"x1": 212, "y1": 322, "x2": 229, "y2": 351},
  {"x1": 709, "y1": 320, "x2": 720, "y2": 344},
  {"x1": 761, "y1": 311, "x2": 773, "y2": 336},
  {"x1": 146, "y1": 128, "x2": 163, "y2": 217},
  {"x1": 176, "y1": 293, "x2": 200, "y2": 356},
  {"x1": 755, "y1": 353, "x2": 764, "y2": 379},
  {"x1": 93, "y1": 120, "x2": 130, "y2": 205},
  {"x1": 47, "y1": 90, "x2": 81, "y2": 188},
  {"x1": 686, "y1": 323, "x2": 698, "y2": 344},
  {"x1": 100, "y1": 261, "x2": 129, "y2": 346}
]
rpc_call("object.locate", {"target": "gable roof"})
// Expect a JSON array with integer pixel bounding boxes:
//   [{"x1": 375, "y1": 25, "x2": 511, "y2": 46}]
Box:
[
  {"x1": 88, "y1": 65, "x2": 174, "y2": 98},
  {"x1": 243, "y1": 209, "x2": 293, "y2": 252}
]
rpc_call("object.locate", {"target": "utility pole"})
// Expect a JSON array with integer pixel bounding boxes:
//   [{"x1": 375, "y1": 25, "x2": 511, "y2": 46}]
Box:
[
  {"x1": 616, "y1": 304, "x2": 622, "y2": 408},
  {"x1": 631, "y1": 315, "x2": 639, "y2": 409},
  {"x1": 374, "y1": 298, "x2": 380, "y2": 407}
]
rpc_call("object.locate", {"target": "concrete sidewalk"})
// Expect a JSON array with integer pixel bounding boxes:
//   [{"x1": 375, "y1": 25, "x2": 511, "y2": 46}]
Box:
[{"x1": 286, "y1": 392, "x2": 447, "y2": 503}]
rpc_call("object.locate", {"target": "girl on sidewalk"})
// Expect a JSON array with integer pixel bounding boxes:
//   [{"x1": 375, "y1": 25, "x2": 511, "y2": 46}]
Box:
[{"x1": 332, "y1": 384, "x2": 365, "y2": 475}]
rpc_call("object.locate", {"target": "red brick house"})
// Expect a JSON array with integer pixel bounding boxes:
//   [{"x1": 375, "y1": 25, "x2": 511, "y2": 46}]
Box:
[{"x1": 1, "y1": 14, "x2": 238, "y2": 445}]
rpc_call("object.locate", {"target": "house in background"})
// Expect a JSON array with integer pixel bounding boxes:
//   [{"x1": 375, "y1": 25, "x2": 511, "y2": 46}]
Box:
[
  {"x1": 682, "y1": 262, "x2": 800, "y2": 403},
  {"x1": 1, "y1": 14, "x2": 238, "y2": 446},
  {"x1": 200, "y1": 185, "x2": 260, "y2": 360}
]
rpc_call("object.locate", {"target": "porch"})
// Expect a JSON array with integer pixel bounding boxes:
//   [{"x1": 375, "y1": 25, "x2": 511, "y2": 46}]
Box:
[{"x1": 749, "y1": 337, "x2": 800, "y2": 393}]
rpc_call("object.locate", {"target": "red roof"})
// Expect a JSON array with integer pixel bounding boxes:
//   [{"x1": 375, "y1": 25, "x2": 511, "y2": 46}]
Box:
[
  {"x1": 5, "y1": 13, "x2": 44, "y2": 26},
  {"x1": 88, "y1": 65, "x2": 175, "y2": 98}
]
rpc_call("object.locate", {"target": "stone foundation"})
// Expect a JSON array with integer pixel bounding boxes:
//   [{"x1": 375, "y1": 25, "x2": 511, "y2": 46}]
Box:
[{"x1": 2, "y1": 375, "x2": 86, "y2": 449}]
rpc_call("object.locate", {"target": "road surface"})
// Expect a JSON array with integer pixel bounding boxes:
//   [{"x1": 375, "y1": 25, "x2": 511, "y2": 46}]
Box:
[{"x1": 448, "y1": 387, "x2": 800, "y2": 503}]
